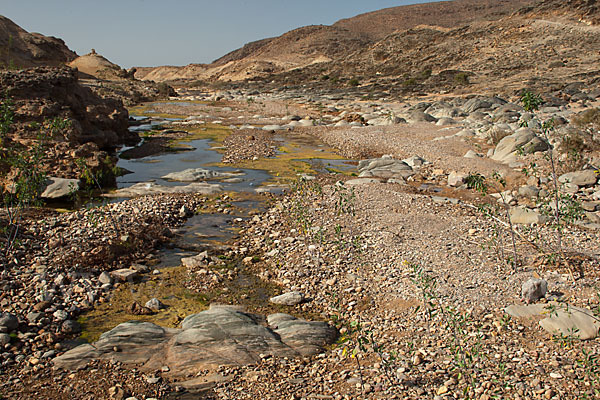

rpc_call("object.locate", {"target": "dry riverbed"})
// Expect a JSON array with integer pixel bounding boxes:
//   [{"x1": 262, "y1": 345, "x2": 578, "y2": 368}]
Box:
[{"x1": 2, "y1": 91, "x2": 600, "y2": 399}]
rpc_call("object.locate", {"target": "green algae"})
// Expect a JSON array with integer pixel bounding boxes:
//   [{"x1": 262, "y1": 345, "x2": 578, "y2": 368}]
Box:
[
  {"x1": 78, "y1": 266, "x2": 208, "y2": 343},
  {"x1": 209, "y1": 139, "x2": 349, "y2": 185}
]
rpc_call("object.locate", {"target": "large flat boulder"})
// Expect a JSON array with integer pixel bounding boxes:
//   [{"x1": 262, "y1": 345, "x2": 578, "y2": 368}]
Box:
[
  {"x1": 53, "y1": 305, "x2": 337, "y2": 376},
  {"x1": 105, "y1": 182, "x2": 223, "y2": 197},
  {"x1": 162, "y1": 168, "x2": 242, "y2": 182},
  {"x1": 41, "y1": 177, "x2": 80, "y2": 199},
  {"x1": 558, "y1": 170, "x2": 598, "y2": 187},
  {"x1": 358, "y1": 155, "x2": 414, "y2": 179}
]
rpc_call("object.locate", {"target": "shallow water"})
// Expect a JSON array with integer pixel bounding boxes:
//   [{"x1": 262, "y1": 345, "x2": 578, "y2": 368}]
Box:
[{"x1": 78, "y1": 102, "x2": 354, "y2": 340}]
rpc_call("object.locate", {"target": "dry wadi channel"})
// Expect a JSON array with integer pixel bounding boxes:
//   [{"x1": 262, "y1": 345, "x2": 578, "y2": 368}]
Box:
[{"x1": 1, "y1": 89, "x2": 600, "y2": 400}]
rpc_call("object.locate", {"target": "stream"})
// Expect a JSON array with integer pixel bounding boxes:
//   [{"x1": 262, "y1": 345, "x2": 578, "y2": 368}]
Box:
[{"x1": 78, "y1": 101, "x2": 356, "y2": 341}]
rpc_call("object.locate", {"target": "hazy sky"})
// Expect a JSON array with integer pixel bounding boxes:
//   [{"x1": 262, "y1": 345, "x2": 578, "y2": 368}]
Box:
[{"x1": 2, "y1": 0, "x2": 435, "y2": 68}]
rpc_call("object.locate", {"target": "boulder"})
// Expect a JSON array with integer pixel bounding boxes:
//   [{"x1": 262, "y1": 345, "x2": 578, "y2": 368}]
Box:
[
  {"x1": 491, "y1": 128, "x2": 549, "y2": 163},
  {"x1": 521, "y1": 278, "x2": 548, "y2": 304},
  {"x1": 0, "y1": 333, "x2": 11, "y2": 346},
  {"x1": 463, "y1": 98, "x2": 492, "y2": 113},
  {"x1": 110, "y1": 269, "x2": 139, "y2": 282},
  {"x1": 558, "y1": 170, "x2": 598, "y2": 187},
  {"x1": 358, "y1": 156, "x2": 414, "y2": 179},
  {"x1": 270, "y1": 291, "x2": 305, "y2": 306},
  {"x1": 509, "y1": 207, "x2": 548, "y2": 225},
  {"x1": 98, "y1": 271, "x2": 112, "y2": 285},
  {"x1": 181, "y1": 251, "x2": 209, "y2": 269},
  {"x1": 0, "y1": 312, "x2": 19, "y2": 332},
  {"x1": 62, "y1": 319, "x2": 82, "y2": 334},
  {"x1": 518, "y1": 185, "x2": 540, "y2": 198},
  {"x1": 408, "y1": 110, "x2": 437, "y2": 123},
  {"x1": 464, "y1": 150, "x2": 482, "y2": 158},
  {"x1": 505, "y1": 303, "x2": 600, "y2": 340},
  {"x1": 105, "y1": 182, "x2": 223, "y2": 197},
  {"x1": 162, "y1": 168, "x2": 241, "y2": 182},
  {"x1": 145, "y1": 298, "x2": 166, "y2": 311},
  {"x1": 447, "y1": 171, "x2": 466, "y2": 187},
  {"x1": 41, "y1": 177, "x2": 80, "y2": 199},
  {"x1": 345, "y1": 178, "x2": 379, "y2": 185}
]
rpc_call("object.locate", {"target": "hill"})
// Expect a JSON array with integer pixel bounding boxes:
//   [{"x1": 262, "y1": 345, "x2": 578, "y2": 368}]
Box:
[
  {"x1": 333, "y1": 0, "x2": 532, "y2": 39},
  {"x1": 134, "y1": 0, "x2": 533, "y2": 84},
  {"x1": 68, "y1": 49, "x2": 134, "y2": 80},
  {"x1": 0, "y1": 15, "x2": 76, "y2": 68}
]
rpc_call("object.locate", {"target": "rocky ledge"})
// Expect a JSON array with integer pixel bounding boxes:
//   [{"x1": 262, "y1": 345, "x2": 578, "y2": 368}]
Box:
[{"x1": 53, "y1": 304, "x2": 337, "y2": 381}]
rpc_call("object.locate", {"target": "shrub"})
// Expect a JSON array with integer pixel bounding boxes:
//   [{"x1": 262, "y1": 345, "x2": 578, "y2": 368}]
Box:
[
  {"x1": 348, "y1": 78, "x2": 360, "y2": 87},
  {"x1": 454, "y1": 72, "x2": 470, "y2": 85}
]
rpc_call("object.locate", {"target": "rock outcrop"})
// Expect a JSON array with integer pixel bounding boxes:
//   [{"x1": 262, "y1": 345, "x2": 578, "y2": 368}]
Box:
[
  {"x1": 1, "y1": 66, "x2": 137, "y2": 149},
  {"x1": 53, "y1": 305, "x2": 337, "y2": 375},
  {"x1": 0, "y1": 15, "x2": 76, "y2": 68}
]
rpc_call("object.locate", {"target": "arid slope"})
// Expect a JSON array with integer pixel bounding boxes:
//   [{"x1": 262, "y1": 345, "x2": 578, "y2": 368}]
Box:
[{"x1": 0, "y1": 15, "x2": 76, "y2": 68}]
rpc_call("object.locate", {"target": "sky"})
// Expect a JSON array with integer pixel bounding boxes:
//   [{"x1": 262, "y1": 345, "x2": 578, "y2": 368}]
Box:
[{"x1": 2, "y1": 0, "x2": 436, "y2": 68}]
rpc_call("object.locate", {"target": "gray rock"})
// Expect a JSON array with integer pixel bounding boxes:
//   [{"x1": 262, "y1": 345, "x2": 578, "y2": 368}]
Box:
[
  {"x1": 262, "y1": 124, "x2": 284, "y2": 131},
  {"x1": 106, "y1": 182, "x2": 223, "y2": 197},
  {"x1": 0, "y1": 333, "x2": 11, "y2": 346},
  {"x1": 41, "y1": 177, "x2": 80, "y2": 199},
  {"x1": 521, "y1": 278, "x2": 548, "y2": 304},
  {"x1": 269, "y1": 291, "x2": 304, "y2": 306},
  {"x1": 436, "y1": 117, "x2": 456, "y2": 126},
  {"x1": 491, "y1": 128, "x2": 549, "y2": 163},
  {"x1": 62, "y1": 320, "x2": 82, "y2": 334},
  {"x1": 358, "y1": 156, "x2": 414, "y2": 179},
  {"x1": 463, "y1": 98, "x2": 492, "y2": 113},
  {"x1": 110, "y1": 269, "x2": 140, "y2": 282},
  {"x1": 402, "y1": 156, "x2": 428, "y2": 168},
  {"x1": 181, "y1": 251, "x2": 209, "y2": 269},
  {"x1": 539, "y1": 305, "x2": 600, "y2": 340},
  {"x1": 42, "y1": 350, "x2": 56, "y2": 359},
  {"x1": 26, "y1": 312, "x2": 43, "y2": 323},
  {"x1": 162, "y1": 168, "x2": 241, "y2": 182},
  {"x1": 509, "y1": 207, "x2": 548, "y2": 225},
  {"x1": 145, "y1": 298, "x2": 166, "y2": 311},
  {"x1": 53, "y1": 305, "x2": 336, "y2": 375},
  {"x1": 558, "y1": 170, "x2": 598, "y2": 187},
  {"x1": 518, "y1": 185, "x2": 540, "y2": 198},
  {"x1": 464, "y1": 150, "x2": 482, "y2": 158},
  {"x1": 0, "y1": 312, "x2": 19, "y2": 332},
  {"x1": 53, "y1": 310, "x2": 69, "y2": 321},
  {"x1": 408, "y1": 110, "x2": 437, "y2": 123},
  {"x1": 345, "y1": 178, "x2": 379, "y2": 185},
  {"x1": 98, "y1": 271, "x2": 112, "y2": 285},
  {"x1": 505, "y1": 304, "x2": 546, "y2": 318},
  {"x1": 447, "y1": 171, "x2": 466, "y2": 187}
]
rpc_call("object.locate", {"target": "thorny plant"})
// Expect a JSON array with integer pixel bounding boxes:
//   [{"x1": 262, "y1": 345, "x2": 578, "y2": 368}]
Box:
[
  {"x1": 465, "y1": 171, "x2": 520, "y2": 270},
  {"x1": 519, "y1": 90, "x2": 585, "y2": 279}
]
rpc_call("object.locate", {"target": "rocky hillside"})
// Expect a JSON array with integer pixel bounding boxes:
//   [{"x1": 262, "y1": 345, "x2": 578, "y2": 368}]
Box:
[
  {"x1": 333, "y1": 0, "x2": 532, "y2": 39},
  {"x1": 135, "y1": 0, "x2": 532, "y2": 83},
  {"x1": 135, "y1": 0, "x2": 600, "y2": 98},
  {"x1": 518, "y1": 0, "x2": 600, "y2": 24},
  {"x1": 0, "y1": 15, "x2": 76, "y2": 68}
]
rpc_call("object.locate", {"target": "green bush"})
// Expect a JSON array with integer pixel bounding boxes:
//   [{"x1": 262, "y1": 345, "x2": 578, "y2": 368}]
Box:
[{"x1": 454, "y1": 72, "x2": 470, "y2": 85}]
